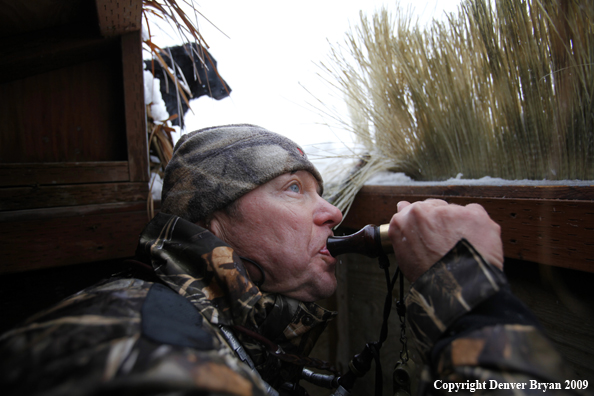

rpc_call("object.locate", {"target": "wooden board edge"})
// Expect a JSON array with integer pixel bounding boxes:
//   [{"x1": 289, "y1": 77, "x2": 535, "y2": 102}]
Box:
[
  {"x1": 342, "y1": 186, "x2": 594, "y2": 273},
  {"x1": 121, "y1": 31, "x2": 149, "y2": 183}
]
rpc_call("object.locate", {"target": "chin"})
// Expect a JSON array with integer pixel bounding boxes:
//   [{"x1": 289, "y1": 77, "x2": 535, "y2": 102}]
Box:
[
  {"x1": 316, "y1": 289, "x2": 336, "y2": 302},
  {"x1": 309, "y1": 279, "x2": 337, "y2": 302}
]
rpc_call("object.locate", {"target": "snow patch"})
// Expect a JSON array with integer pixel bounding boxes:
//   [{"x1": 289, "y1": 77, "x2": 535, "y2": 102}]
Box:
[
  {"x1": 365, "y1": 171, "x2": 594, "y2": 186},
  {"x1": 150, "y1": 172, "x2": 164, "y2": 201},
  {"x1": 143, "y1": 69, "x2": 170, "y2": 123}
]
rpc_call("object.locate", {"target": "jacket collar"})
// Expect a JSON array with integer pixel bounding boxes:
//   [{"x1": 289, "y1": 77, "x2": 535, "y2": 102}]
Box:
[{"x1": 136, "y1": 212, "x2": 335, "y2": 356}]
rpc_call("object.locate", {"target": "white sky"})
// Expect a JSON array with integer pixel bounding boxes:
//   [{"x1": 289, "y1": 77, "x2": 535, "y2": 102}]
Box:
[{"x1": 145, "y1": 1, "x2": 462, "y2": 153}]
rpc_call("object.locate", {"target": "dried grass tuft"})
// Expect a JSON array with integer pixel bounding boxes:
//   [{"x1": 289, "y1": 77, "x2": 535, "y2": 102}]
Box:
[
  {"x1": 323, "y1": 0, "x2": 594, "y2": 213},
  {"x1": 142, "y1": 0, "x2": 215, "y2": 216}
]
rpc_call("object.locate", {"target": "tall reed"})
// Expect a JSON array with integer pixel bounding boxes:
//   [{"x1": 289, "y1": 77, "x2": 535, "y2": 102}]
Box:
[{"x1": 323, "y1": 0, "x2": 594, "y2": 211}]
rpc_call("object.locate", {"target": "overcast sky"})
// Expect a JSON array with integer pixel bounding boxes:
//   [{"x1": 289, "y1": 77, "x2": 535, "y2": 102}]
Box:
[{"x1": 146, "y1": 1, "x2": 462, "y2": 153}]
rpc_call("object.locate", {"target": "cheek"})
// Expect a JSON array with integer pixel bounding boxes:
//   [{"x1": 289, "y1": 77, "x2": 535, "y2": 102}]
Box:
[
  {"x1": 231, "y1": 202, "x2": 317, "y2": 273},
  {"x1": 265, "y1": 207, "x2": 312, "y2": 245}
]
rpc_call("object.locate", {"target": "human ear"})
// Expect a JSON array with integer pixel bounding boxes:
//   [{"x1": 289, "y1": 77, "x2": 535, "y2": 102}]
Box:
[{"x1": 207, "y1": 212, "x2": 231, "y2": 243}]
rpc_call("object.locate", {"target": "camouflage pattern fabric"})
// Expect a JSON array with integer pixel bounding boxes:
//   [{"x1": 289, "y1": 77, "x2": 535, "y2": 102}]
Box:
[
  {"x1": 0, "y1": 278, "x2": 269, "y2": 396},
  {"x1": 160, "y1": 124, "x2": 323, "y2": 223},
  {"x1": 406, "y1": 239, "x2": 588, "y2": 395},
  {"x1": 0, "y1": 213, "x2": 334, "y2": 395},
  {"x1": 405, "y1": 239, "x2": 508, "y2": 359},
  {"x1": 136, "y1": 212, "x2": 336, "y2": 388}
]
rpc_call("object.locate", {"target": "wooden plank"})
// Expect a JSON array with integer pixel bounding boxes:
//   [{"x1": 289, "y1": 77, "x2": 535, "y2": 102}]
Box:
[
  {"x1": 0, "y1": 202, "x2": 149, "y2": 274},
  {"x1": 338, "y1": 253, "x2": 420, "y2": 396},
  {"x1": 341, "y1": 185, "x2": 594, "y2": 272},
  {"x1": 121, "y1": 31, "x2": 149, "y2": 183},
  {"x1": 0, "y1": 162, "x2": 129, "y2": 187},
  {"x1": 0, "y1": 55, "x2": 128, "y2": 164},
  {"x1": 359, "y1": 184, "x2": 594, "y2": 200},
  {"x1": 0, "y1": 0, "x2": 97, "y2": 39},
  {"x1": 0, "y1": 182, "x2": 148, "y2": 211},
  {"x1": 95, "y1": 0, "x2": 142, "y2": 37},
  {"x1": 0, "y1": 201, "x2": 147, "y2": 222},
  {"x1": 0, "y1": 28, "x2": 119, "y2": 84}
]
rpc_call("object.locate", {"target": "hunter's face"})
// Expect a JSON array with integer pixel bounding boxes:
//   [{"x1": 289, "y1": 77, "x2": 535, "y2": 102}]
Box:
[{"x1": 210, "y1": 170, "x2": 343, "y2": 302}]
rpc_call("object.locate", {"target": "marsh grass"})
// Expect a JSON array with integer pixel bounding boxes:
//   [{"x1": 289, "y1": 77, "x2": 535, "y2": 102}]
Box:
[
  {"x1": 323, "y1": 0, "x2": 594, "y2": 212},
  {"x1": 142, "y1": 0, "x2": 218, "y2": 215}
]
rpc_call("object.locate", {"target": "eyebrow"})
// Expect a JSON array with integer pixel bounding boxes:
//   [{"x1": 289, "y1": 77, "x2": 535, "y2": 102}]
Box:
[{"x1": 289, "y1": 170, "x2": 321, "y2": 194}]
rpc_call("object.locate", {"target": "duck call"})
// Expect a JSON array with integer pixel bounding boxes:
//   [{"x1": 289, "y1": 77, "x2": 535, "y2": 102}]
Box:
[{"x1": 327, "y1": 224, "x2": 393, "y2": 258}]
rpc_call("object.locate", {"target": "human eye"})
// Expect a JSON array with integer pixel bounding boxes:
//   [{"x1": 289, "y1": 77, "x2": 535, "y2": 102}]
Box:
[{"x1": 287, "y1": 183, "x2": 301, "y2": 193}]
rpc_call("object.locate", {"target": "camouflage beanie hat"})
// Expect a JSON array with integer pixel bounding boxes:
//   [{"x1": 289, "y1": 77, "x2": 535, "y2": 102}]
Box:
[{"x1": 160, "y1": 124, "x2": 323, "y2": 223}]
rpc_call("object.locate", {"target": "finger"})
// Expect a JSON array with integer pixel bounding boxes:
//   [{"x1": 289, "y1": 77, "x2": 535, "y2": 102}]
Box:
[
  {"x1": 424, "y1": 198, "x2": 450, "y2": 206},
  {"x1": 397, "y1": 201, "x2": 411, "y2": 212},
  {"x1": 465, "y1": 202, "x2": 489, "y2": 214}
]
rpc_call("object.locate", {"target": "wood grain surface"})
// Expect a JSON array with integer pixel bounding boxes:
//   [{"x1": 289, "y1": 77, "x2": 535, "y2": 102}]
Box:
[{"x1": 341, "y1": 185, "x2": 594, "y2": 272}]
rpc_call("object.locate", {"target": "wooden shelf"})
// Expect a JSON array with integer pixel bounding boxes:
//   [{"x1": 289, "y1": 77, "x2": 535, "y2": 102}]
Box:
[
  {"x1": 0, "y1": 181, "x2": 148, "y2": 211},
  {"x1": 0, "y1": 202, "x2": 149, "y2": 274},
  {"x1": 0, "y1": 1, "x2": 148, "y2": 274},
  {"x1": 0, "y1": 29, "x2": 118, "y2": 83},
  {"x1": 341, "y1": 185, "x2": 594, "y2": 273},
  {"x1": 0, "y1": 162, "x2": 130, "y2": 187}
]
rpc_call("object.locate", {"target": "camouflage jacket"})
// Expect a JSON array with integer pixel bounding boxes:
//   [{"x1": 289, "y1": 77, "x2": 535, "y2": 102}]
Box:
[
  {"x1": 406, "y1": 239, "x2": 586, "y2": 396},
  {"x1": 0, "y1": 213, "x2": 335, "y2": 396}
]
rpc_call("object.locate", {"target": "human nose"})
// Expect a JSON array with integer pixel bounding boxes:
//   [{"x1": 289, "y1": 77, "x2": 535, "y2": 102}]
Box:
[{"x1": 314, "y1": 197, "x2": 343, "y2": 228}]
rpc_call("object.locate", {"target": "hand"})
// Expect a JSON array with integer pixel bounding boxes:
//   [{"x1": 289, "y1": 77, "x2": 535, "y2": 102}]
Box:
[{"x1": 388, "y1": 199, "x2": 504, "y2": 282}]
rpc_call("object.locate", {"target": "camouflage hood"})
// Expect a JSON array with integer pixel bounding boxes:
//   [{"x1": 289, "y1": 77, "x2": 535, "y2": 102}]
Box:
[{"x1": 135, "y1": 212, "x2": 335, "y2": 361}]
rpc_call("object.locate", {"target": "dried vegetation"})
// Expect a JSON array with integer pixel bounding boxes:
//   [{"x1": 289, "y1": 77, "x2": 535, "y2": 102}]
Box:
[
  {"x1": 142, "y1": 0, "x2": 209, "y2": 215},
  {"x1": 323, "y1": 0, "x2": 594, "y2": 213}
]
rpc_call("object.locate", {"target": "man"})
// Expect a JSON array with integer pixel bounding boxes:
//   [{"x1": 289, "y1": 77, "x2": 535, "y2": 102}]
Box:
[{"x1": 0, "y1": 125, "x2": 579, "y2": 395}]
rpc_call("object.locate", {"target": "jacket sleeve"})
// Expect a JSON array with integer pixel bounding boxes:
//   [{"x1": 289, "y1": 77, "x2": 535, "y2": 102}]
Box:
[{"x1": 405, "y1": 239, "x2": 585, "y2": 395}]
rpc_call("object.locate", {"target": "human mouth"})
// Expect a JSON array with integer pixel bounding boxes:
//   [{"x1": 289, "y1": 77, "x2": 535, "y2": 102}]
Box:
[
  {"x1": 319, "y1": 232, "x2": 335, "y2": 256},
  {"x1": 319, "y1": 245, "x2": 337, "y2": 265},
  {"x1": 320, "y1": 246, "x2": 331, "y2": 256}
]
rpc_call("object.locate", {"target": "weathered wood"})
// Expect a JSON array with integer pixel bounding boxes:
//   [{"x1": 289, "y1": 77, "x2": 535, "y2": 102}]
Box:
[
  {"x1": 0, "y1": 182, "x2": 148, "y2": 211},
  {"x1": 0, "y1": 201, "x2": 147, "y2": 222},
  {"x1": 0, "y1": 0, "x2": 97, "y2": 39},
  {"x1": 337, "y1": 253, "x2": 421, "y2": 396},
  {"x1": 0, "y1": 162, "x2": 130, "y2": 187},
  {"x1": 342, "y1": 185, "x2": 594, "y2": 272},
  {"x1": 0, "y1": 1, "x2": 151, "y2": 277},
  {"x1": 357, "y1": 184, "x2": 594, "y2": 200},
  {"x1": 0, "y1": 29, "x2": 118, "y2": 84},
  {"x1": 0, "y1": 56, "x2": 127, "y2": 164},
  {"x1": 0, "y1": 202, "x2": 149, "y2": 274},
  {"x1": 95, "y1": 0, "x2": 142, "y2": 37},
  {"x1": 121, "y1": 30, "x2": 149, "y2": 182}
]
